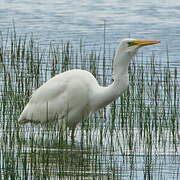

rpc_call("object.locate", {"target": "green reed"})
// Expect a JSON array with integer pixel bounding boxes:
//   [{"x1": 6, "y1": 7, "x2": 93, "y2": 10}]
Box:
[{"x1": 0, "y1": 31, "x2": 180, "y2": 179}]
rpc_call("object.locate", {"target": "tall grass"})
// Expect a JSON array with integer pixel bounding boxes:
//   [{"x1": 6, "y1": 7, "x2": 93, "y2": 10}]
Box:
[{"x1": 0, "y1": 31, "x2": 180, "y2": 179}]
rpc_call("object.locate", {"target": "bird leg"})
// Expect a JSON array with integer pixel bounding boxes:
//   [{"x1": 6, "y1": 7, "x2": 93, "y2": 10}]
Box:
[{"x1": 71, "y1": 128, "x2": 75, "y2": 143}]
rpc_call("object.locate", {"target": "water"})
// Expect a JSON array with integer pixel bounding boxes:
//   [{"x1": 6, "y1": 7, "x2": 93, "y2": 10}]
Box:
[
  {"x1": 1, "y1": 0, "x2": 180, "y2": 58},
  {"x1": 0, "y1": 0, "x2": 180, "y2": 179}
]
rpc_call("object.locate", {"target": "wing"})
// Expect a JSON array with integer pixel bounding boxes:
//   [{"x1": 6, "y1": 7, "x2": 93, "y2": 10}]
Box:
[
  {"x1": 18, "y1": 69, "x2": 92, "y2": 127},
  {"x1": 18, "y1": 74, "x2": 68, "y2": 124}
]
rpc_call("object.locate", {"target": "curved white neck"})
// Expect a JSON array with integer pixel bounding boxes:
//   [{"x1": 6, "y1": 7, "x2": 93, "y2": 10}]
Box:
[
  {"x1": 91, "y1": 48, "x2": 133, "y2": 112},
  {"x1": 112, "y1": 46, "x2": 132, "y2": 79}
]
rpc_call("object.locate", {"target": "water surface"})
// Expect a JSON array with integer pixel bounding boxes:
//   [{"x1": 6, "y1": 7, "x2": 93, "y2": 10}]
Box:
[
  {"x1": 1, "y1": 0, "x2": 180, "y2": 58},
  {"x1": 0, "y1": 0, "x2": 180, "y2": 179}
]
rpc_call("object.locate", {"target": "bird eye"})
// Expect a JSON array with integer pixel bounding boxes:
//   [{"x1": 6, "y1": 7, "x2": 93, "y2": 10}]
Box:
[{"x1": 128, "y1": 41, "x2": 136, "y2": 47}]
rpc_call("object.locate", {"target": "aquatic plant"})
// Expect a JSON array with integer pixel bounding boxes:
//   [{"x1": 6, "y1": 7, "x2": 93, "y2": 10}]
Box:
[{"x1": 0, "y1": 31, "x2": 179, "y2": 179}]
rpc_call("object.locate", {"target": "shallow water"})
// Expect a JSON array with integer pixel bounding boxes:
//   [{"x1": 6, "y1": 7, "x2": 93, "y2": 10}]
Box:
[
  {"x1": 0, "y1": 125, "x2": 180, "y2": 179},
  {"x1": 1, "y1": 0, "x2": 180, "y2": 58},
  {"x1": 0, "y1": 0, "x2": 180, "y2": 179}
]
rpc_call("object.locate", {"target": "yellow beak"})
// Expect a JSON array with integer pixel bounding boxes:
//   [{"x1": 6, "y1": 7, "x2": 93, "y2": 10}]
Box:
[{"x1": 133, "y1": 40, "x2": 160, "y2": 47}]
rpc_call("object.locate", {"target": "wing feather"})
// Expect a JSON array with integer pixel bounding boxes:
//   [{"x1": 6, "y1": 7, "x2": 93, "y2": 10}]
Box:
[{"x1": 18, "y1": 74, "x2": 68, "y2": 124}]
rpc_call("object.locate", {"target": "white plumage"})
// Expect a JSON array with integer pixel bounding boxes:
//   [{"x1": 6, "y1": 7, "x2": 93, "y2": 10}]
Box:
[
  {"x1": 19, "y1": 70, "x2": 99, "y2": 128},
  {"x1": 18, "y1": 39, "x2": 160, "y2": 136}
]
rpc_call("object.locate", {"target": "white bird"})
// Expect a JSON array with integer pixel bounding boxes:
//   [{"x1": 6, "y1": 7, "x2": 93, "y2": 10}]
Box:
[{"x1": 18, "y1": 39, "x2": 160, "y2": 139}]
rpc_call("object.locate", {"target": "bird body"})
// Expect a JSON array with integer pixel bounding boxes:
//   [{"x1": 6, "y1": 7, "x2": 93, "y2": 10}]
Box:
[
  {"x1": 19, "y1": 70, "x2": 94, "y2": 128},
  {"x1": 18, "y1": 39, "x2": 160, "y2": 133}
]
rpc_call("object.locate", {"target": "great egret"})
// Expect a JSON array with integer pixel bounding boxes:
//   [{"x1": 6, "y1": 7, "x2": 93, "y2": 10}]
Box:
[{"x1": 18, "y1": 39, "x2": 160, "y2": 139}]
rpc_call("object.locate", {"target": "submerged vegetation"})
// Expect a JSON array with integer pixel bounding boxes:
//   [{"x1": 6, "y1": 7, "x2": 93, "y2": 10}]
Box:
[{"x1": 0, "y1": 31, "x2": 180, "y2": 179}]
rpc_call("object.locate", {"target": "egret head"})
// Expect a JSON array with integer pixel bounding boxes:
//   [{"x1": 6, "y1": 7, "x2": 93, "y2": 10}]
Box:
[{"x1": 118, "y1": 38, "x2": 160, "y2": 57}]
